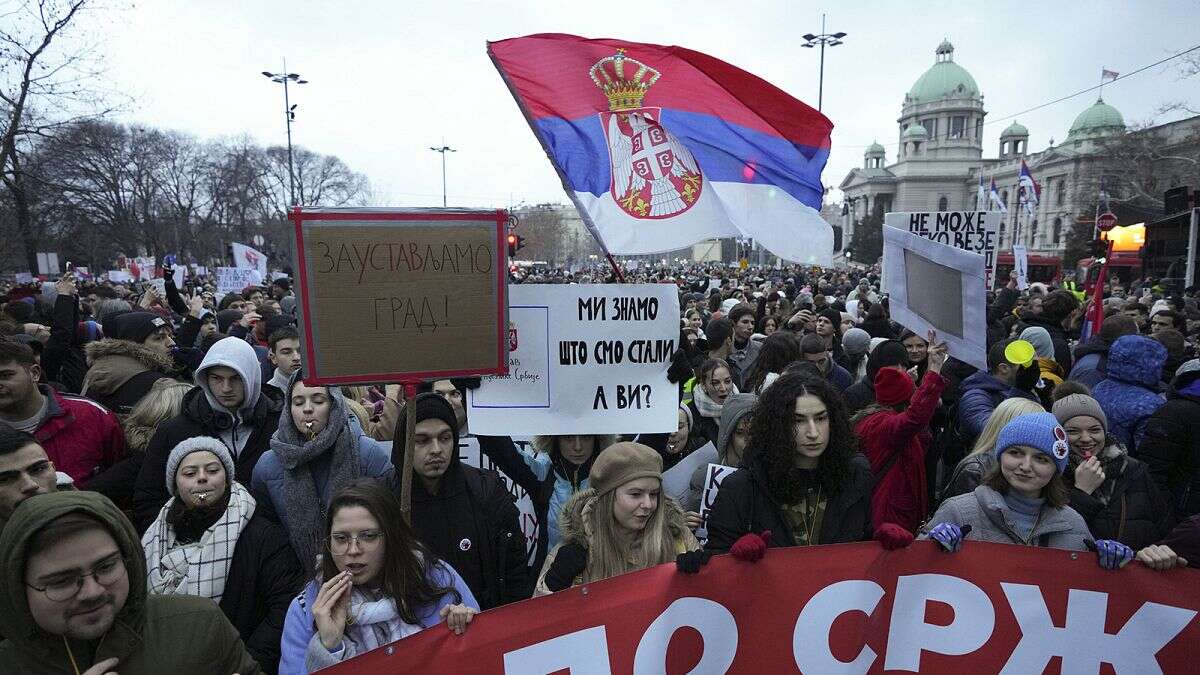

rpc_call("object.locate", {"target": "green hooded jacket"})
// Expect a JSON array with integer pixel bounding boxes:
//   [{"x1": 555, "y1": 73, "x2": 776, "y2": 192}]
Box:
[{"x1": 0, "y1": 491, "x2": 260, "y2": 674}]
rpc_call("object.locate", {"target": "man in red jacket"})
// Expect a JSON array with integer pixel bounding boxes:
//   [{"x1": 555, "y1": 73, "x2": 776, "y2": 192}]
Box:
[
  {"x1": 853, "y1": 330, "x2": 948, "y2": 540},
  {"x1": 0, "y1": 340, "x2": 125, "y2": 491}
]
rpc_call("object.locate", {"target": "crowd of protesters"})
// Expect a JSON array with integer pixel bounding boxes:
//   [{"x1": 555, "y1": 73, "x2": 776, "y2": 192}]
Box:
[{"x1": 0, "y1": 259, "x2": 1197, "y2": 673}]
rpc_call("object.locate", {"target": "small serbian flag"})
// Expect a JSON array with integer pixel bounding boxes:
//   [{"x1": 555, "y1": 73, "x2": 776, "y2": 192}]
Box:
[{"x1": 489, "y1": 34, "x2": 834, "y2": 264}]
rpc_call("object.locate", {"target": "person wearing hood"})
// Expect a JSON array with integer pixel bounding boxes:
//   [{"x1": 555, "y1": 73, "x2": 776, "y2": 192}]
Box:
[
  {"x1": 1091, "y1": 335, "x2": 1168, "y2": 451},
  {"x1": 0, "y1": 491, "x2": 260, "y2": 674},
  {"x1": 842, "y1": 339, "x2": 908, "y2": 414},
  {"x1": 852, "y1": 331, "x2": 948, "y2": 537},
  {"x1": 684, "y1": 393, "x2": 756, "y2": 512},
  {"x1": 251, "y1": 370, "x2": 392, "y2": 573},
  {"x1": 704, "y1": 372, "x2": 873, "y2": 554},
  {"x1": 956, "y1": 339, "x2": 1042, "y2": 445},
  {"x1": 1139, "y1": 359, "x2": 1200, "y2": 519},
  {"x1": 841, "y1": 328, "x2": 871, "y2": 383},
  {"x1": 389, "y1": 393, "x2": 530, "y2": 609},
  {"x1": 80, "y1": 311, "x2": 178, "y2": 417},
  {"x1": 142, "y1": 437, "x2": 300, "y2": 673},
  {"x1": 535, "y1": 443, "x2": 701, "y2": 596},
  {"x1": 1052, "y1": 395, "x2": 1169, "y2": 551},
  {"x1": 132, "y1": 336, "x2": 284, "y2": 533},
  {"x1": 1020, "y1": 326, "x2": 1065, "y2": 407}
]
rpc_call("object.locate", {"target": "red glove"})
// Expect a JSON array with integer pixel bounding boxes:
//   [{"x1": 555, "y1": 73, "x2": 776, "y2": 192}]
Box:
[
  {"x1": 730, "y1": 530, "x2": 772, "y2": 562},
  {"x1": 874, "y1": 523, "x2": 915, "y2": 550}
]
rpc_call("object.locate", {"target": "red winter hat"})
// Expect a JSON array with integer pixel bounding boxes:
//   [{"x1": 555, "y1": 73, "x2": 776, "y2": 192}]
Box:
[{"x1": 874, "y1": 367, "x2": 914, "y2": 407}]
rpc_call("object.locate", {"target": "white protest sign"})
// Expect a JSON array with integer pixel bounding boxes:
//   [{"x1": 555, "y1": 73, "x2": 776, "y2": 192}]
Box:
[
  {"x1": 882, "y1": 226, "x2": 988, "y2": 370},
  {"x1": 662, "y1": 442, "x2": 717, "y2": 503},
  {"x1": 133, "y1": 256, "x2": 156, "y2": 281},
  {"x1": 172, "y1": 265, "x2": 186, "y2": 288},
  {"x1": 216, "y1": 267, "x2": 256, "y2": 294},
  {"x1": 468, "y1": 284, "x2": 680, "y2": 435},
  {"x1": 194, "y1": 265, "x2": 208, "y2": 277},
  {"x1": 14, "y1": 272, "x2": 33, "y2": 284},
  {"x1": 697, "y1": 463, "x2": 736, "y2": 543},
  {"x1": 107, "y1": 270, "x2": 132, "y2": 283},
  {"x1": 1012, "y1": 244, "x2": 1029, "y2": 290},
  {"x1": 885, "y1": 211, "x2": 999, "y2": 288},
  {"x1": 456, "y1": 436, "x2": 539, "y2": 564}
]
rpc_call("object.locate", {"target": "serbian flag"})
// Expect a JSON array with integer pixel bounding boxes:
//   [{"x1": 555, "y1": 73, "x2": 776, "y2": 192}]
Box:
[
  {"x1": 1018, "y1": 160, "x2": 1041, "y2": 216},
  {"x1": 489, "y1": 34, "x2": 834, "y2": 264}
]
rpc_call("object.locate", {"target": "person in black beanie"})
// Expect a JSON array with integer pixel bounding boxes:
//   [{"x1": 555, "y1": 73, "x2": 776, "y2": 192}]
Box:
[
  {"x1": 842, "y1": 340, "x2": 909, "y2": 415},
  {"x1": 388, "y1": 393, "x2": 530, "y2": 609},
  {"x1": 81, "y1": 311, "x2": 178, "y2": 416}
]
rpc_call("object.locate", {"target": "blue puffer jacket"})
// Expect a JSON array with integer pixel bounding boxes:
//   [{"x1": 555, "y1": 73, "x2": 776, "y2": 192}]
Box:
[
  {"x1": 956, "y1": 370, "x2": 1039, "y2": 441},
  {"x1": 1092, "y1": 335, "x2": 1167, "y2": 451}
]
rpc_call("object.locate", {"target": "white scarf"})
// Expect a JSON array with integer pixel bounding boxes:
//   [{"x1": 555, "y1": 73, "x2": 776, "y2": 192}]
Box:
[
  {"x1": 693, "y1": 382, "x2": 738, "y2": 419},
  {"x1": 345, "y1": 587, "x2": 422, "y2": 656},
  {"x1": 142, "y1": 482, "x2": 256, "y2": 603}
]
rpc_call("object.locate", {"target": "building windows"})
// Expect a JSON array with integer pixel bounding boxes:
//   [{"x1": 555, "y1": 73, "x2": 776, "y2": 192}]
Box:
[
  {"x1": 949, "y1": 116, "x2": 965, "y2": 139},
  {"x1": 938, "y1": 196, "x2": 949, "y2": 211},
  {"x1": 1052, "y1": 217, "x2": 1062, "y2": 244},
  {"x1": 922, "y1": 118, "x2": 938, "y2": 138},
  {"x1": 1030, "y1": 219, "x2": 1039, "y2": 246},
  {"x1": 1056, "y1": 179, "x2": 1065, "y2": 207}
]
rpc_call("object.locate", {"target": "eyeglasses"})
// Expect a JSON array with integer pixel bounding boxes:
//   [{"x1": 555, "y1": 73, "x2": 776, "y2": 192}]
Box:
[
  {"x1": 26, "y1": 554, "x2": 127, "y2": 602},
  {"x1": 330, "y1": 530, "x2": 383, "y2": 554}
]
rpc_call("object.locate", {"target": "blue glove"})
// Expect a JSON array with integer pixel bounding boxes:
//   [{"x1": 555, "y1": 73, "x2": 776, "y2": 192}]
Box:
[
  {"x1": 1094, "y1": 539, "x2": 1134, "y2": 570},
  {"x1": 929, "y1": 522, "x2": 970, "y2": 553}
]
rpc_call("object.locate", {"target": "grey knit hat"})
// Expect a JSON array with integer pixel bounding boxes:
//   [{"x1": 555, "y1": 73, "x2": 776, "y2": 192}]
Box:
[
  {"x1": 1052, "y1": 394, "x2": 1108, "y2": 432},
  {"x1": 165, "y1": 436, "x2": 236, "y2": 495},
  {"x1": 842, "y1": 328, "x2": 871, "y2": 355}
]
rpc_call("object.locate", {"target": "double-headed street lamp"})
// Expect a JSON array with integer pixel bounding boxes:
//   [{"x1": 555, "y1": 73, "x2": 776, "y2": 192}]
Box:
[
  {"x1": 430, "y1": 144, "x2": 456, "y2": 207},
  {"x1": 801, "y1": 14, "x2": 847, "y2": 112},
  {"x1": 262, "y1": 62, "x2": 307, "y2": 205}
]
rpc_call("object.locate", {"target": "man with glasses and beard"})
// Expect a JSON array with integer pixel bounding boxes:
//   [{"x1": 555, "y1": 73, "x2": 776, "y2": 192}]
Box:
[{"x1": 0, "y1": 491, "x2": 259, "y2": 674}]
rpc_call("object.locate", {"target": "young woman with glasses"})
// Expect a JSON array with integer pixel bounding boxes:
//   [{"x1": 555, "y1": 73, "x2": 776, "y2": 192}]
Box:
[{"x1": 279, "y1": 479, "x2": 479, "y2": 674}]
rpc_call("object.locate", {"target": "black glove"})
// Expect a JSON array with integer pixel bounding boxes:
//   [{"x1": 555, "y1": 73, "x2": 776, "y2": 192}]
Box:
[
  {"x1": 667, "y1": 348, "x2": 692, "y2": 384},
  {"x1": 675, "y1": 549, "x2": 712, "y2": 574},
  {"x1": 544, "y1": 542, "x2": 589, "y2": 591}
]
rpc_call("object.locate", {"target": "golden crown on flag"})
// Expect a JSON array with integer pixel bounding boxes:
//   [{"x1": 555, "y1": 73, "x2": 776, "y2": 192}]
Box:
[{"x1": 589, "y1": 48, "x2": 660, "y2": 111}]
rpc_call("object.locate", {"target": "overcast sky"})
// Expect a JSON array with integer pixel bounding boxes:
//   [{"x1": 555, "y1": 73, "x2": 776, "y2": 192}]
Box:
[{"x1": 100, "y1": 1, "x2": 1200, "y2": 209}]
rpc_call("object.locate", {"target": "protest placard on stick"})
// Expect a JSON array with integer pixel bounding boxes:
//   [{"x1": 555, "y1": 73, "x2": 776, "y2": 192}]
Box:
[
  {"x1": 885, "y1": 211, "x2": 1000, "y2": 288},
  {"x1": 290, "y1": 207, "x2": 509, "y2": 385}
]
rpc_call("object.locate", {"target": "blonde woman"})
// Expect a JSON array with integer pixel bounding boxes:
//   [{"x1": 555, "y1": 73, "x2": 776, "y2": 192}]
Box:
[
  {"x1": 535, "y1": 443, "x2": 700, "y2": 595},
  {"x1": 941, "y1": 397, "x2": 1045, "y2": 500},
  {"x1": 122, "y1": 379, "x2": 193, "y2": 453}
]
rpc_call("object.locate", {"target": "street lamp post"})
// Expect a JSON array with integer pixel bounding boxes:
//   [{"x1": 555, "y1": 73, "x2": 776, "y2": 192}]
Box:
[
  {"x1": 262, "y1": 61, "x2": 307, "y2": 206},
  {"x1": 801, "y1": 14, "x2": 846, "y2": 112},
  {"x1": 430, "y1": 144, "x2": 456, "y2": 207}
]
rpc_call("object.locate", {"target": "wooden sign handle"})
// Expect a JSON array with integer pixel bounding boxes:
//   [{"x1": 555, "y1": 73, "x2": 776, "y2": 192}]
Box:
[{"x1": 399, "y1": 381, "x2": 419, "y2": 525}]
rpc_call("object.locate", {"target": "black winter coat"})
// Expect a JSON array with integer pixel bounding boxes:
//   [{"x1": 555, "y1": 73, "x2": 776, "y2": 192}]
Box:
[
  {"x1": 390, "y1": 463, "x2": 531, "y2": 610},
  {"x1": 1065, "y1": 448, "x2": 1169, "y2": 550},
  {"x1": 704, "y1": 451, "x2": 873, "y2": 552},
  {"x1": 132, "y1": 386, "x2": 283, "y2": 533},
  {"x1": 1137, "y1": 369, "x2": 1200, "y2": 519},
  {"x1": 219, "y1": 513, "x2": 302, "y2": 674}
]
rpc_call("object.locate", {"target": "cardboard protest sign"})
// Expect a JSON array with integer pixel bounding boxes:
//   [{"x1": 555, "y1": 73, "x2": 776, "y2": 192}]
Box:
[
  {"x1": 885, "y1": 211, "x2": 999, "y2": 288},
  {"x1": 216, "y1": 267, "x2": 257, "y2": 294},
  {"x1": 291, "y1": 207, "x2": 509, "y2": 385},
  {"x1": 107, "y1": 270, "x2": 131, "y2": 283},
  {"x1": 467, "y1": 284, "x2": 680, "y2": 435},
  {"x1": 661, "y1": 442, "x2": 716, "y2": 502},
  {"x1": 883, "y1": 226, "x2": 987, "y2": 370}
]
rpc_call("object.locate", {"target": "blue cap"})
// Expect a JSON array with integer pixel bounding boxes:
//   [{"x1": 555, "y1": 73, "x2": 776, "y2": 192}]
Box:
[{"x1": 994, "y1": 412, "x2": 1070, "y2": 473}]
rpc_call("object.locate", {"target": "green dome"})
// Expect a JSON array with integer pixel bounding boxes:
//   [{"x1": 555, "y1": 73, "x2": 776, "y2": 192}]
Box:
[
  {"x1": 902, "y1": 124, "x2": 928, "y2": 139},
  {"x1": 865, "y1": 140, "x2": 885, "y2": 155},
  {"x1": 1000, "y1": 121, "x2": 1028, "y2": 138},
  {"x1": 907, "y1": 41, "x2": 980, "y2": 102},
  {"x1": 1067, "y1": 98, "x2": 1125, "y2": 140}
]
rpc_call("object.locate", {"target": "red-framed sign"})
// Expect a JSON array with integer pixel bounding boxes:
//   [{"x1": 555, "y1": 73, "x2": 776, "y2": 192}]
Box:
[{"x1": 290, "y1": 207, "x2": 509, "y2": 385}]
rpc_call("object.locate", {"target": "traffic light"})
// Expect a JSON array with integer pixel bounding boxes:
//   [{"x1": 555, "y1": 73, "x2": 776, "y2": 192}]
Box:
[{"x1": 507, "y1": 232, "x2": 518, "y2": 257}]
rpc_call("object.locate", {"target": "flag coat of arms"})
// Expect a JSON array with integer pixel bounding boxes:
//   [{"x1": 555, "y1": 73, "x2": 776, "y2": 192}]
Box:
[{"x1": 489, "y1": 34, "x2": 834, "y2": 264}]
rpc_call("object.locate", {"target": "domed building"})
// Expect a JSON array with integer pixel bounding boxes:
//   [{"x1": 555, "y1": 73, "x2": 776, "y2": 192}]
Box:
[{"x1": 838, "y1": 39, "x2": 1196, "y2": 265}]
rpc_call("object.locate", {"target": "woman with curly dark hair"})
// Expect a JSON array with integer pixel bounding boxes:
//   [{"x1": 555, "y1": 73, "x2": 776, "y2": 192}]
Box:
[{"x1": 704, "y1": 372, "x2": 873, "y2": 555}]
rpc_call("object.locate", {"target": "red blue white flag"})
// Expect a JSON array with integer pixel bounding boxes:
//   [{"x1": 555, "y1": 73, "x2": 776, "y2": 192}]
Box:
[{"x1": 489, "y1": 34, "x2": 834, "y2": 263}]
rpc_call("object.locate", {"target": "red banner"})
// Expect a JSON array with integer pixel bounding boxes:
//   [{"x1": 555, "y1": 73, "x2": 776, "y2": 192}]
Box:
[{"x1": 328, "y1": 541, "x2": 1200, "y2": 673}]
